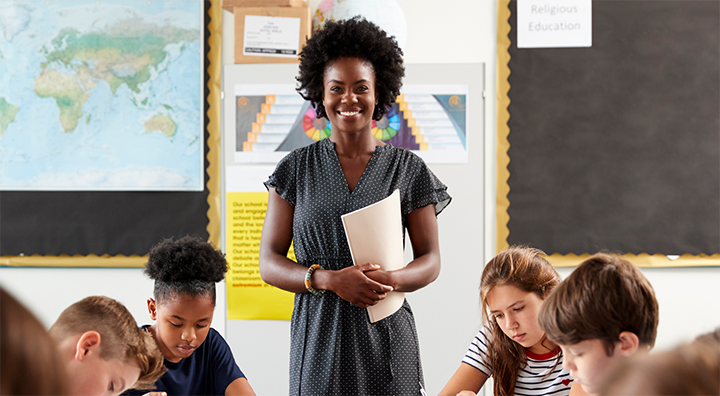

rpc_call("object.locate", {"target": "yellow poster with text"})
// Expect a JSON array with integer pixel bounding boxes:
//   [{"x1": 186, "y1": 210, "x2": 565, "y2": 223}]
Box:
[{"x1": 226, "y1": 192, "x2": 294, "y2": 320}]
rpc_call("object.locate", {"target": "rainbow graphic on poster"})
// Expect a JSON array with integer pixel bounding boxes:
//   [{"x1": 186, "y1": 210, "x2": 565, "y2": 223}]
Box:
[{"x1": 233, "y1": 84, "x2": 468, "y2": 164}]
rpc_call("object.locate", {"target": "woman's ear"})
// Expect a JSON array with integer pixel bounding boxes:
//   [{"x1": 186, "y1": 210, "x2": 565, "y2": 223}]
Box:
[
  {"x1": 147, "y1": 298, "x2": 158, "y2": 321},
  {"x1": 617, "y1": 331, "x2": 640, "y2": 357}
]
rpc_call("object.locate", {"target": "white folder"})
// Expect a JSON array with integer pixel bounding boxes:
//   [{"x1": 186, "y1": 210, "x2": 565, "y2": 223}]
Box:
[{"x1": 341, "y1": 189, "x2": 405, "y2": 323}]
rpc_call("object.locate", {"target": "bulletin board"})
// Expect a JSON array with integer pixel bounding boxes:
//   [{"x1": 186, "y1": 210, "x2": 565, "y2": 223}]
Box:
[
  {"x1": 0, "y1": 0, "x2": 223, "y2": 267},
  {"x1": 497, "y1": 0, "x2": 720, "y2": 266}
]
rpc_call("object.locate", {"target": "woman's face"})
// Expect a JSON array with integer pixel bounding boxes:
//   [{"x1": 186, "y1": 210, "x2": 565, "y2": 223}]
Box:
[
  {"x1": 486, "y1": 284, "x2": 550, "y2": 355},
  {"x1": 322, "y1": 57, "x2": 378, "y2": 134},
  {"x1": 148, "y1": 293, "x2": 215, "y2": 363}
]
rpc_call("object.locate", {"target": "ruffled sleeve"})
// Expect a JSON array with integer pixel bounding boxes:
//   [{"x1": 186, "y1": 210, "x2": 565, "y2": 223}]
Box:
[
  {"x1": 403, "y1": 156, "x2": 451, "y2": 216},
  {"x1": 264, "y1": 151, "x2": 297, "y2": 206}
]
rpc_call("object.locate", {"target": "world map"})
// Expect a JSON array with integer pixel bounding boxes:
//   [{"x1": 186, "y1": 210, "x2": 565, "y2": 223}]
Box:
[{"x1": 0, "y1": 1, "x2": 203, "y2": 190}]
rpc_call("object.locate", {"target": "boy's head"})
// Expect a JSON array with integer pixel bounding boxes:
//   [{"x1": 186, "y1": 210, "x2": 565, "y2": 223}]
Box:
[
  {"x1": 598, "y1": 338, "x2": 720, "y2": 395},
  {"x1": 49, "y1": 296, "x2": 165, "y2": 396},
  {"x1": 538, "y1": 253, "x2": 659, "y2": 394},
  {"x1": 1, "y1": 287, "x2": 68, "y2": 395}
]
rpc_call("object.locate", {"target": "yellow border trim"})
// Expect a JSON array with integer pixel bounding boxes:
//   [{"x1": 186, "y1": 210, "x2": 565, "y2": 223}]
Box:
[
  {"x1": 548, "y1": 253, "x2": 720, "y2": 268},
  {"x1": 496, "y1": 0, "x2": 512, "y2": 254},
  {"x1": 206, "y1": 0, "x2": 222, "y2": 248},
  {"x1": 0, "y1": 255, "x2": 146, "y2": 268},
  {"x1": 494, "y1": 1, "x2": 719, "y2": 268},
  {"x1": 0, "y1": 0, "x2": 221, "y2": 268}
]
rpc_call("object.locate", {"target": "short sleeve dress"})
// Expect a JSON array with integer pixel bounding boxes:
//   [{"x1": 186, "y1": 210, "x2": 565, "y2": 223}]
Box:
[{"x1": 265, "y1": 138, "x2": 451, "y2": 396}]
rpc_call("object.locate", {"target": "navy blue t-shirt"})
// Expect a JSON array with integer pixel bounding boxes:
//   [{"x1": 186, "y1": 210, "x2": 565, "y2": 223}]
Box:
[{"x1": 124, "y1": 326, "x2": 245, "y2": 396}]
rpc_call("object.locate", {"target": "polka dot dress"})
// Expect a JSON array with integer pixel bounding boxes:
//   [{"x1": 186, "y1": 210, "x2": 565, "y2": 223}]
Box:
[{"x1": 265, "y1": 138, "x2": 451, "y2": 396}]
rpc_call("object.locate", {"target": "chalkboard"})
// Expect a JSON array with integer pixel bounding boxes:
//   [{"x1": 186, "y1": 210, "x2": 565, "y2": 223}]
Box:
[
  {"x1": 0, "y1": 0, "x2": 222, "y2": 266},
  {"x1": 497, "y1": 0, "x2": 720, "y2": 261}
]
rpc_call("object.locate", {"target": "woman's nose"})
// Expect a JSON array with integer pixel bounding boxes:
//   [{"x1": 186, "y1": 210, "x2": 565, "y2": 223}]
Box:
[{"x1": 341, "y1": 92, "x2": 357, "y2": 104}]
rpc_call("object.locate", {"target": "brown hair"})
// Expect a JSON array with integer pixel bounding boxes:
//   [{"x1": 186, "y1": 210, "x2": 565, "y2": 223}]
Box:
[
  {"x1": 538, "y1": 253, "x2": 659, "y2": 356},
  {"x1": 598, "y1": 339, "x2": 720, "y2": 395},
  {"x1": 48, "y1": 296, "x2": 166, "y2": 390},
  {"x1": 480, "y1": 246, "x2": 561, "y2": 396},
  {"x1": 1, "y1": 287, "x2": 68, "y2": 395}
]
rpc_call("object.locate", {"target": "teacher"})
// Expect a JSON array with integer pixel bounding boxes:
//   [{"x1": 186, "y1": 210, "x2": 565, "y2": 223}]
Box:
[{"x1": 259, "y1": 16, "x2": 451, "y2": 396}]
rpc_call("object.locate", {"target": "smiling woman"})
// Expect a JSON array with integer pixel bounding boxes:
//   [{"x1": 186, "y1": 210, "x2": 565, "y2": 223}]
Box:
[
  {"x1": 259, "y1": 16, "x2": 451, "y2": 396},
  {"x1": 122, "y1": 236, "x2": 256, "y2": 396}
]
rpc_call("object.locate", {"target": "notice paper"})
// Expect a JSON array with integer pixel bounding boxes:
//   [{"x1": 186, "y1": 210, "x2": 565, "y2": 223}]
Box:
[
  {"x1": 243, "y1": 15, "x2": 300, "y2": 58},
  {"x1": 341, "y1": 190, "x2": 405, "y2": 323},
  {"x1": 517, "y1": 0, "x2": 592, "y2": 48},
  {"x1": 225, "y1": 192, "x2": 294, "y2": 320}
]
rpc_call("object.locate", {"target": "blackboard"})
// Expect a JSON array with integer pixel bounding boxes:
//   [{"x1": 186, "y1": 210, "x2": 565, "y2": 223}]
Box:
[
  {"x1": 0, "y1": 0, "x2": 222, "y2": 266},
  {"x1": 497, "y1": 0, "x2": 720, "y2": 262}
]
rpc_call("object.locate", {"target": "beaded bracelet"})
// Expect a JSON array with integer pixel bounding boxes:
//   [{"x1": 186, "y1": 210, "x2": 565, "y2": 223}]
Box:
[{"x1": 304, "y1": 264, "x2": 325, "y2": 296}]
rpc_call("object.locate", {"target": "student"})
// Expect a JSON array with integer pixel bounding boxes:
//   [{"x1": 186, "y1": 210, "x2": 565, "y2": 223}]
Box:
[
  {"x1": 598, "y1": 336, "x2": 719, "y2": 395},
  {"x1": 440, "y1": 247, "x2": 572, "y2": 396},
  {"x1": 123, "y1": 235, "x2": 255, "y2": 396},
  {"x1": 1, "y1": 287, "x2": 68, "y2": 395},
  {"x1": 538, "y1": 253, "x2": 659, "y2": 396},
  {"x1": 49, "y1": 295, "x2": 165, "y2": 396}
]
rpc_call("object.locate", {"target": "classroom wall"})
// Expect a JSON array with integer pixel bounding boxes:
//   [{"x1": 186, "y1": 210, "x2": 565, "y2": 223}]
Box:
[{"x1": 0, "y1": 1, "x2": 719, "y2": 396}]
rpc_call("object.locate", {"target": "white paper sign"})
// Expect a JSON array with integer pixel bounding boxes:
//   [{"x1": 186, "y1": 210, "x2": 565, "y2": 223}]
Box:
[
  {"x1": 243, "y1": 15, "x2": 301, "y2": 58},
  {"x1": 517, "y1": 0, "x2": 592, "y2": 48}
]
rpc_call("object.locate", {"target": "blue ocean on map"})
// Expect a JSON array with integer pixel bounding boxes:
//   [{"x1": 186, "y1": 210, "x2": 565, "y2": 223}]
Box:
[{"x1": 0, "y1": 1, "x2": 203, "y2": 190}]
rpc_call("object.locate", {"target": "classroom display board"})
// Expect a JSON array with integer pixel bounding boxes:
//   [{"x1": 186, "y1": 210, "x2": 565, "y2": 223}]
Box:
[
  {"x1": 0, "y1": 0, "x2": 223, "y2": 267},
  {"x1": 497, "y1": 0, "x2": 720, "y2": 266}
]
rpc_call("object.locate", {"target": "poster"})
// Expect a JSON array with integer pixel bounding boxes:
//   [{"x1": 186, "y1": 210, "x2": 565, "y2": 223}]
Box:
[
  {"x1": 225, "y1": 191, "x2": 294, "y2": 320},
  {"x1": 0, "y1": 1, "x2": 204, "y2": 191},
  {"x1": 233, "y1": 84, "x2": 469, "y2": 164}
]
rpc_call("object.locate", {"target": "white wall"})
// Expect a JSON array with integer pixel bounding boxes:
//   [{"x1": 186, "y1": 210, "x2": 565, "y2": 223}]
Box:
[{"x1": 1, "y1": 2, "x2": 719, "y2": 396}]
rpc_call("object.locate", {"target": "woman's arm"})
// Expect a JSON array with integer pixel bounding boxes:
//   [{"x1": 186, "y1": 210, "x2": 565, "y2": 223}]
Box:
[
  {"x1": 439, "y1": 363, "x2": 489, "y2": 396},
  {"x1": 259, "y1": 188, "x2": 392, "y2": 306},
  {"x1": 258, "y1": 188, "x2": 307, "y2": 293},
  {"x1": 225, "y1": 377, "x2": 256, "y2": 396},
  {"x1": 364, "y1": 203, "x2": 441, "y2": 292}
]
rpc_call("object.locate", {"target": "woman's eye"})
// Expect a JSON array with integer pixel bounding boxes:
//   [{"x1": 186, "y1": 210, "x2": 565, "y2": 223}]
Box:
[
  {"x1": 514, "y1": 306, "x2": 524, "y2": 312},
  {"x1": 494, "y1": 313, "x2": 504, "y2": 319},
  {"x1": 330, "y1": 86, "x2": 341, "y2": 92},
  {"x1": 357, "y1": 86, "x2": 368, "y2": 92}
]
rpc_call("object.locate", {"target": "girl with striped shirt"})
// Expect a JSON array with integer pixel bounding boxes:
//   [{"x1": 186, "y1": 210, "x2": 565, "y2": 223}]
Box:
[{"x1": 440, "y1": 247, "x2": 573, "y2": 396}]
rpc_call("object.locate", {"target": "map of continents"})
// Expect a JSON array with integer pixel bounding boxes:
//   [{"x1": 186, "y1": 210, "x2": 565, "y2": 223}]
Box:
[{"x1": 0, "y1": 1, "x2": 203, "y2": 190}]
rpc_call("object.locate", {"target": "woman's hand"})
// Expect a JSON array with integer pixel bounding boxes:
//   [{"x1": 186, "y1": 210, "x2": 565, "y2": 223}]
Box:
[
  {"x1": 318, "y1": 263, "x2": 393, "y2": 308},
  {"x1": 363, "y1": 267, "x2": 396, "y2": 288}
]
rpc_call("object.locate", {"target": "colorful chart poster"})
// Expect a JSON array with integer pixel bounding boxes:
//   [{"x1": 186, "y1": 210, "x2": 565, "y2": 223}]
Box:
[
  {"x1": 232, "y1": 84, "x2": 469, "y2": 164},
  {"x1": 225, "y1": 192, "x2": 294, "y2": 320}
]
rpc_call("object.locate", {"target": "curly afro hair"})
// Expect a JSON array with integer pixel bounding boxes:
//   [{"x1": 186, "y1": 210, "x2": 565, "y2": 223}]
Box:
[
  {"x1": 144, "y1": 235, "x2": 227, "y2": 304},
  {"x1": 296, "y1": 16, "x2": 404, "y2": 122}
]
